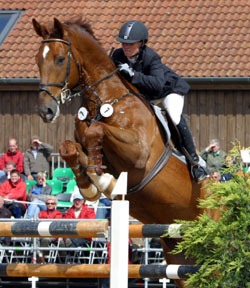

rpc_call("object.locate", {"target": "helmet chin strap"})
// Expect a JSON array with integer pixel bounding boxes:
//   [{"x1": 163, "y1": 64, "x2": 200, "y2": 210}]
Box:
[
  {"x1": 127, "y1": 41, "x2": 145, "y2": 61},
  {"x1": 134, "y1": 42, "x2": 145, "y2": 62}
]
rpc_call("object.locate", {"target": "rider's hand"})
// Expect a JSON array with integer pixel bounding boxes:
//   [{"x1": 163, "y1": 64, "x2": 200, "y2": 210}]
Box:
[{"x1": 118, "y1": 63, "x2": 134, "y2": 78}]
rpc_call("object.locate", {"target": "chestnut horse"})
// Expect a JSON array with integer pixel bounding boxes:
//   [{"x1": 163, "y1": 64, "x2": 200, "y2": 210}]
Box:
[{"x1": 32, "y1": 18, "x2": 208, "y2": 287}]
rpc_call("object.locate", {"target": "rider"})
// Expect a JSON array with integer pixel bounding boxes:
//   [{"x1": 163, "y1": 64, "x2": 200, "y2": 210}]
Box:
[{"x1": 112, "y1": 20, "x2": 207, "y2": 183}]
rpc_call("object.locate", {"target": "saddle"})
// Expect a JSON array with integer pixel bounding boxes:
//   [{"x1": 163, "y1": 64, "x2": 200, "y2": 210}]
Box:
[
  {"x1": 152, "y1": 104, "x2": 195, "y2": 166},
  {"x1": 152, "y1": 104, "x2": 182, "y2": 152}
]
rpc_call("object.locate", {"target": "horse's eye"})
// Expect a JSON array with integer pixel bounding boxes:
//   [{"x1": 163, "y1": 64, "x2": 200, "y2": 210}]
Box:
[{"x1": 56, "y1": 56, "x2": 65, "y2": 65}]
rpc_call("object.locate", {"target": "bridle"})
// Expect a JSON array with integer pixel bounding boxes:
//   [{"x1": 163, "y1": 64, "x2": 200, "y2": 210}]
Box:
[
  {"x1": 39, "y1": 37, "x2": 82, "y2": 105},
  {"x1": 38, "y1": 36, "x2": 138, "y2": 123}
]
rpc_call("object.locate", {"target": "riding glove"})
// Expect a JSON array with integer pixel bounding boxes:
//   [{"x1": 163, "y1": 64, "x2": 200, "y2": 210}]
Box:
[{"x1": 118, "y1": 63, "x2": 135, "y2": 78}]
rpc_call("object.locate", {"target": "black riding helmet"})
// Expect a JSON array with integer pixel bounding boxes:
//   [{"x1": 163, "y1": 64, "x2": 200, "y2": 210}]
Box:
[{"x1": 116, "y1": 20, "x2": 148, "y2": 44}]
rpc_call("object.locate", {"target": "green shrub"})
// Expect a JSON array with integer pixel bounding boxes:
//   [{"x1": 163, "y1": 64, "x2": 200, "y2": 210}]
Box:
[{"x1": 169, "y1": 146, "x2": 250, "y2": 288}]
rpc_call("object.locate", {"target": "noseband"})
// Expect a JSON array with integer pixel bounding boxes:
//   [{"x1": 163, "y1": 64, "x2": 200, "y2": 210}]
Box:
[{"x1": 39, "y1": 38, "x2": 82, "y2": 105}]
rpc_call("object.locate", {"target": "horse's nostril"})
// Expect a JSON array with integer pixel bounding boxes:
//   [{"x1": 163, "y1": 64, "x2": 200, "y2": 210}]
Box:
[{"x1": 46, "y1": 108, "x2": 54, "y2": 120}]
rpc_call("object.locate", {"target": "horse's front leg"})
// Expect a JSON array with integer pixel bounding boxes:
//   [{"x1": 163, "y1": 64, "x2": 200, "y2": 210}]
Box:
[
  {"x1": 84, "y1": 121, "x2": 150, "y2": 198},
  {"x1": 59, "y1": 140, "x2": 101, "y2": 201},
  {"x1": 84, "y1": 131, "x2": 117, "y2": 199}
]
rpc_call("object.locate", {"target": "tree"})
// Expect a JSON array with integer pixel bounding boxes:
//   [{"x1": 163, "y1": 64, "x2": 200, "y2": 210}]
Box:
[{"x1": 170, "y1": 145, "x2": 250, "y2": 288}]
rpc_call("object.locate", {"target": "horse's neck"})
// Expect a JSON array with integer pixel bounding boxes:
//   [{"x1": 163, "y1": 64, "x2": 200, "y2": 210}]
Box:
[{"x1": 73, "y1": 35, "x2": 129, "y2": 103}]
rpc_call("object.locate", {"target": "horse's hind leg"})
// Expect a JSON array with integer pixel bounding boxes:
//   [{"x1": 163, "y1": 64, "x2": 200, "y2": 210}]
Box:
[{"x1": 59, "y1": 140, "x2": 101, "y2": 201}]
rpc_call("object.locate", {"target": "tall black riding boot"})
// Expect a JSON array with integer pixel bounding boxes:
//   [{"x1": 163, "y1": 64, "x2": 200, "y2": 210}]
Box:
[{"x1": 176, "y1": 115, "x2": 208, "y2": 183}]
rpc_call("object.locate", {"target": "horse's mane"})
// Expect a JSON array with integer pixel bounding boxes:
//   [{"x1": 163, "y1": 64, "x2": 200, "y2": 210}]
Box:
[
  {"x1": 63, "y1": 18, "x2": 97, "y2": 40},
  {"x1": 46, "y1": 17, "x2": 97, "y2": 41}
]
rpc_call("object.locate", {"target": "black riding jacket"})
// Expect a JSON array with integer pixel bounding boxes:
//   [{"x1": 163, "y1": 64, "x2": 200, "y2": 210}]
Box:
[{"x1": 112, "y1": 46, "x2": 190, "y2": 100}]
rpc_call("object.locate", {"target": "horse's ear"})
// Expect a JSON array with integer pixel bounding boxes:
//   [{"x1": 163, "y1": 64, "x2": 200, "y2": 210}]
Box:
[
  {"x1": 32, "y1": 18, "x2": 49, "y2": 39},
  {"x1": 53, "y1": 18, "x2": 64, "y2": 39}
]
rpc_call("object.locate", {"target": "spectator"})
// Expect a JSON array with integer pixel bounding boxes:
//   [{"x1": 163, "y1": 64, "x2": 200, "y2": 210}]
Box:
[
  {"x1": 39, "y1": 195, "x2": 62, "y2": 219},
  {"x1": 24, "y1": 136, "x2": 53, "y2": 180},
  {"x1": 0, "y1": 195, "x2": 13, "y2": 245},
  {"x1": 64, "y1": 193, "x2": 96, "y2": 247},
  {"x1": 200, "y1": 139, "x2": 226, "y2": 174},
  {"x1": 25, "y1": 172, "x2": 52, "y2": 219},
  {"x1": 220, "y1": 155, "x2": 235, "y2": 181},
  {"x1": 0, "y1": 138, "x2": 24, "y2": 177},
  {"x1": 0, "y1": 169, "x2": 27, "y2": 218},
  {"x1": 0, "y1": 161, "x2": 25, "y2": 184},
  {"x1": 209, "y1": 170, "x2": 222, "y2": 182},
  {"x1": 210, "y1": 169, "x2": 230, "y2": 183},
  {"x1": 96, "y1": 194, "x2": 111, "y2": 219},
  {"x1": 38, "y1": 195, "x2": 64, "y2": 263}
]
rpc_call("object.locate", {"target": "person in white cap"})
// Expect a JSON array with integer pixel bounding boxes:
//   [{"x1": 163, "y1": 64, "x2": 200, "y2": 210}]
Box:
[{"x1": 64, "y1": 193, "x2": 96, "y2": 247}]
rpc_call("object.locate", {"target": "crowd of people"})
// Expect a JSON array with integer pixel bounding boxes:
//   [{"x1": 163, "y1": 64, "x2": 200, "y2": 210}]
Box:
[
  {"x1": 199, "y1": 138, "x2": 246, "y2": 183},
  {"x1": 0, "y1": 136, "x2": 111, "y2": 259},
  {"x1": 0, "y1": 136, "x2": 54, "y2": 219}
]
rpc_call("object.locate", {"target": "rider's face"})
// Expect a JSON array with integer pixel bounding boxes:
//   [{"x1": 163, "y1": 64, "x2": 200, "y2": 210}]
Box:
[{"x1": 121, "y1": 42, "x2": 141, "y2": 58}]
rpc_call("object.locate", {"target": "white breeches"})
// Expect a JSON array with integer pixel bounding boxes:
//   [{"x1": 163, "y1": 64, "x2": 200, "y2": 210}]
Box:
[{"x1": 161, "y1": 93, "x2": 184, "y2": 125}]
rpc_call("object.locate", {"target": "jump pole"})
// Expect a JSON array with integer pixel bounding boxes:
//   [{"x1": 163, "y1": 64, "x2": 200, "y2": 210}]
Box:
[
  {"x1": 0, "y1": 264, "x2": 200, "y2": 279},
  {"x1": 0, "y1": 221, "x2": 183, "y2": 239},
  {"x1": 0, "y1": 220, "x2": 108, "y2": 238},
  {"x1": 110, "y1": 172, "x2": 129, "y2": 288}
]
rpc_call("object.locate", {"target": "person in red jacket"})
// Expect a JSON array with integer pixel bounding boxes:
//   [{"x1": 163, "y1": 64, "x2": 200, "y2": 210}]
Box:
[
  {"x1": 38, "y1": 195, "x2": 63, "y2": 263},
  {"x1": 38, "y1": 195, "x2": 62, "y2": 219},
  {"x1": 0, "y1": 169, "x2": 27, "y2": 218},
  {"x1": 64, "y1": 193, "x2": 96, "y2": 247},
  {"x1": 0, "y1": 138, "x2": 24, "y2": 177}
]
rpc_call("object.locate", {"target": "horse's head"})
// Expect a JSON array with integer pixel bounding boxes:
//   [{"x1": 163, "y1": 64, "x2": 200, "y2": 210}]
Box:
[{"x1": 33, "y1": 18, "x2": 81, "y2": 123}]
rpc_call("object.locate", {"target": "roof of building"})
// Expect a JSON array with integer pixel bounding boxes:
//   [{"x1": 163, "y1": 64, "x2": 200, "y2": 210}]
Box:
[{"x1": 0, "y1": 0, "x2": 249, "y2": 79}]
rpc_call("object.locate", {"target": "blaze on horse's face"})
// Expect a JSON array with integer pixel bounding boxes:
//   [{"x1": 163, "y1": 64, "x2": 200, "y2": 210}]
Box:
[
  {"x1": 35, "y1": 42, "x2": 65, "y2": 122},
  {"x1": 32, "y1": 18, "x2": 77, "y2": 123}
]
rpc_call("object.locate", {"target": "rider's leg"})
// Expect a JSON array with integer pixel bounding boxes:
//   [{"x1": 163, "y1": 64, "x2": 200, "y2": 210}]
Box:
[
  {"x1": 176, "y1": 115, "x2": 207, "y2": 182},
  {"x1": 161, "y1": 93, "x2": 207, "y2": 182},
  {"x1": 161, "y1": 93, "x2": 184, "y2": 126}
]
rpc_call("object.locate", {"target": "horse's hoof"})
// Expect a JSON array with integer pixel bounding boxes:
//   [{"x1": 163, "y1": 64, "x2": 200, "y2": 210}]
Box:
[
  {"x1": 82, "y1": 192, "x2": 102, "y2": 202},
  {"x1": 79, "y1": 186, "x2": 101, "y2": 202},
  {"x1": 87, "y1": 172, "x2": 115, "y2": 193}
]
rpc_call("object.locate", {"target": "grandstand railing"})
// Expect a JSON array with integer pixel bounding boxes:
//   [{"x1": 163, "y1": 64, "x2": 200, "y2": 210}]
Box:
[{"x1": 50, "y1": 153, "x2": 67, "y2": 174}]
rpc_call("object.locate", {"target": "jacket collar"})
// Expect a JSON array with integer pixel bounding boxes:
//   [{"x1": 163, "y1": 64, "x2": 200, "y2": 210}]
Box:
[
  {"x1": 9, "y1": 178, "x2": 21, "y2": 187},
  {"x1": 7, "y1": 149, "x2": 19, "y2": 156}
]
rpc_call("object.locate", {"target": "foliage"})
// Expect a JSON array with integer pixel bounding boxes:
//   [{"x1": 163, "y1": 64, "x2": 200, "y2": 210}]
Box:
[{"x1": 168, "y1": 145, "x2": 250, "y2": 288}]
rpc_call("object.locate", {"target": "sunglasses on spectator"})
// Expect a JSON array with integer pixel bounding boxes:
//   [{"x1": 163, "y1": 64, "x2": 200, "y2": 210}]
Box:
[{"x1": 46, "y1": 202, "x2": 56, "y2": 205}]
